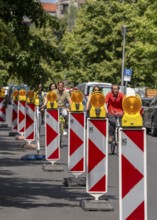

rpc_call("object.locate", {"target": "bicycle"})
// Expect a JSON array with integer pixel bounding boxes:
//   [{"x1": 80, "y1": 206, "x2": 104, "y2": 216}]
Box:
[
  {"x1": 109, "y1": 113, "x2": 123, "y2": 155},
  {"x1": 58, "y1": 108, "x2": 66, "y2": 147}
]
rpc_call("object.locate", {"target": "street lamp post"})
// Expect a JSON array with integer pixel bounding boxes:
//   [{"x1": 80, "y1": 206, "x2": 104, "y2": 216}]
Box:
[{"x1": 121, "y1": 25, "x2": 127, "y2": 93}]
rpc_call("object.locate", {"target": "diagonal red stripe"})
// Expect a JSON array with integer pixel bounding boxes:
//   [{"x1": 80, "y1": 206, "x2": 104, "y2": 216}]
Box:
[
  {"x1": 122, "y1": 155, "x2": 143, "y2": 198},
  {"x1": 46, "y1": 123, "x2": 58, "y2": 146},
  {"x1": 89, "y1": 175, "x2": 106, "y2": 192},
  {"x1": 91, "y1": 120, "x2": 106, "y2": 136},
  {"x1": 26, "y1": 132, "x2": 34, "y2": 140},
  {"x1": 127, "y1": 201, "x2": 145, "y2": 220},
  {"x1": 47, "y1": 109, "x2": 58, "y2": 121},
  {"x1": 12, "y1": 109, "x2": 17, "y2": 121},
  {"x1": 48, "y1": 148, "x2": 59, "y2": 160},
  {"x1": 88, "y1": 139, "x2": 105, "y2": 172},
  {"x1": 0, "y1": 107, "x2": 6, "y2": 114},
  {"x1": 72, "y1": 113, "x2": 84, "y2": 126},
  {"x1": 19, "y1": 111, "x2": 25, "y2": 122},
  {"x1": 124, "y1": 130, "x2": 144, "y2": 151},
  {"x1": 70, "y1": 129, "x2": 83, "y2": 156},
  {"x1": 27, "y1": 103, "x2": 35, "y2": 111},
  {"x1": 26, "y1": 114, "x2": 34, "y2": 129},
  {"x1": 70, "y1": 158, "x2": 84, "y2": 172}
]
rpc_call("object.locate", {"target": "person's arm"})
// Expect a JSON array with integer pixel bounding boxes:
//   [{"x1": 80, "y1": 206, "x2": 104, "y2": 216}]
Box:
[
  {"x1": 86, "y1": 94, "x2": 91, "y2": 111},
  {"x1": 65, "y1": 91, "x2": 72, "y2": 106}
]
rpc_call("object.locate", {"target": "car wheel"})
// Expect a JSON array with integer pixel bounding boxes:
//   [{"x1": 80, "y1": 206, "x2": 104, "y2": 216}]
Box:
[{"x1": 151, "y1": 121, "x2": 157, "y2": 137}]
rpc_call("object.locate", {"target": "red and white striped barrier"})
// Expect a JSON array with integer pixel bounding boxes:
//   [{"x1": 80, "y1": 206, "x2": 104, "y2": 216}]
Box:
[
  {"x1": 25, "y1": 103, "x2": 35, "y2": 143},
  {"x1": 87, "y1": 118, "x2": 108, "y2": 199},
  {"x1": 18, "y1": 101, "x2": 26, "y2": 135},
  {"x1": 119, "y1": 128, "x2": 147, "y2": 220},
  {"x1": 45, "y1": 109, "x2": 60, "y2": 163},
  {"x1": 12, "y1": 100, "x2": 18, "y2": 130},
  {"x1": 0, "y1": 97, "x2": 6, "y2": 122},
  {"x1": 68, "y1": 112, "x2": 85, "y2": 177}
]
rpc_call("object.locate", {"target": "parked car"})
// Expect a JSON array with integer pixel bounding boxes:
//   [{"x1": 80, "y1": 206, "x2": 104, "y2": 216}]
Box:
[
  {"x1": 76, "y1": 82, "x2": 111, "y2": 101},
  {"x1": 143, "y1": 95, "x2": 157, "y2": 136},
  {"x1": 7, "y1": 85, "x2": 29, "y2": 104},
  {"x1": 141, "y1": 97, "x2": 153, "y2": 115}
]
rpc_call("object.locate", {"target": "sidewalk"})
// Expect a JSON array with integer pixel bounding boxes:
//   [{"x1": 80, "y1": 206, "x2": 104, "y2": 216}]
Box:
[{"x1": 0, "y1": 126, "x2": 118, "y2": 220}]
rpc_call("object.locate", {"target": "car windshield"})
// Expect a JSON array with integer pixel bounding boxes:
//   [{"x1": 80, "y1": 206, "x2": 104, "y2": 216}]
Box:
[
  {"x1": 88, "y1": 86, "x2": 111, "y2": 96},
  {"x1": 142, "y1": 99, "x2": 152, "y2": 107}
]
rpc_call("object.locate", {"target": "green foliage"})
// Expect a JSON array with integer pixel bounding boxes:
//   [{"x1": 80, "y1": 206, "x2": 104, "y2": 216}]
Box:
[
  {"x1": 1, "y1": 0, "x2": 157, "y2": 88},
  {"x1": 61, "y1": 0, "x2": 157, "y2": 87},
  {"x1": 0, "y1": 0, "x2": 61, "y2": 87}
]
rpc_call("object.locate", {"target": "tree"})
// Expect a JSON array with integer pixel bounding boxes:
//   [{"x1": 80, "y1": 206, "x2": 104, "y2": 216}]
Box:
[
  {"x1": 0, "y1": 0, "x2": 62, "y2": 87},
  {"x1": 61, "y1": 0, "x2": 157, "y2": 87}
]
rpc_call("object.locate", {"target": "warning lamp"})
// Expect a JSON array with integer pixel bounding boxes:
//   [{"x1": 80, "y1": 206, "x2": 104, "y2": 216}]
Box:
[
  {"x1": 0, "y1": 88, "x2": 5, "y2": 98},
  {"x1": 12, "y1": 90, "x2": 19, "y2": 101},
  {"x1": 122, "y1": 95, "x2": 143, "y2": 127},
  {"x1": 27, "y1": 90, "x2": 34, "y2": 103},
  {"x1": 89, "y1": 91, "x2": 106, "y2": 118},
  {"x1": 19, "y1": 89, "x2": 26, "y2": 101},
  {"x1": 46, "y1": 91, "x2": 58, "y2": 109},
  {"x1": 70, "y1": 90, "x2": 84, "y2": 112}
]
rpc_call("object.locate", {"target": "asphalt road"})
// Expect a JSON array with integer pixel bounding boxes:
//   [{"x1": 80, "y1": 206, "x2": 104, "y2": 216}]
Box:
[{"x1": 0, "y1": 106, "x2": 157, "y2": 220}]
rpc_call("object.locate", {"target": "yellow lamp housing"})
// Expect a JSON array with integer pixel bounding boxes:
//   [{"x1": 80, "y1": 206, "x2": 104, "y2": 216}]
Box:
[
  {"x1": 12, "y1": 90, "x2": 19, "y2": 101},
  {"x1": 19, "y1": 89, "x2": 26, "y2": 101},
  {"x1": 89, "y1": 91, "x2": 106, "y2": 118},
  {"x1": 0, "y1": 88, "x2": 5, "y2": 98},
  {"x1": 70, "y1": 90, "x2": 84, "y2": 112},
  {"x1": 27, "y1": 90, "x2": 35, "y2": 103},
  {"x1": 46, "y1": 91, "x2": 58, "y2": 109},
  {"x1": 34, "y1": 91, "x2": 40, "y2": 106},
  {"x1": 122, "y1": 95, "x2": 143, "y2": 127}
]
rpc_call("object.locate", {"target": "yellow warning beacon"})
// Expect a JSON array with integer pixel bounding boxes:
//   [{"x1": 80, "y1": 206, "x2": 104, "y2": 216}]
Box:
[
  {"x1": 0, "y1": 88, "x2": 5, "y2": 98},
  {"x1": 89, "y1": 91, "x2": 106, "y2": 118},
  {"x1": 46, "y1": 91, "x2": 58, "y2": 109},
  {"x1": 19, "y1": 89, "x2": 26, "y2": 101},
  {"x1": 12, "y1": 90, "x2": 19, "y2": 101},
  {"x1": 27, "y1": 90, "x2": 34, "y2": 103},
  {"x1": 122, "y1": 95, "x2": 143, "y2": 127},
  {"x1": 70, "y1": 90, "x2": 84, "y2": 112}
]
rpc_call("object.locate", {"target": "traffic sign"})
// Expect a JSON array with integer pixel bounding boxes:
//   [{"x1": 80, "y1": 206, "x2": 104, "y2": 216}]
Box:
[{"x1": 124, "y1": 68, "x2": 132, "y2": 82}]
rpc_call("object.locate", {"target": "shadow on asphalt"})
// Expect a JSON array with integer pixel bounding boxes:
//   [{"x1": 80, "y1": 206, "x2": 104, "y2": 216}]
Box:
[
  {"x1": 0, "y1": 128, "x2": 118, "y2": 210},
  {"x1": 0, "y1": 175, "x2": 118, "y2": 209}
]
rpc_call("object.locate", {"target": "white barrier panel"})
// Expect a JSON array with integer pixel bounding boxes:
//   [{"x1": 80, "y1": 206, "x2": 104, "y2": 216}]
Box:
[
  {"x1": 18, "y1": 101, "x2": 26, "y2": 135},
  {"x1": 45, "y1": 109, "x2": 60, "y2": 162},
  {"x1": 25, "y1": 103, "x2": 35, "y2": 143},
  {"x1": 68, "y1": 112, "x2": 85, "y2": 177},
  {"x1": 87, "y1": 118, "x2": 108, "y2": 199},
  {"x1": 0, "y1": 97, "x2": 6, "y2": 122},
  {"x1": 119, "y1": 128, "x2": 147, "y2": 220},
  {"x1": 12, "y1": 101, "x2": 18, "y2": 130}
]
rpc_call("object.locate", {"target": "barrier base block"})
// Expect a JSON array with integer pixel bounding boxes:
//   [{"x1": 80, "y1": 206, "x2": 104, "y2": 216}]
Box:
[
  {"x1": 63, "y1": 177, "x2": 86, "y2": 187},
  {"x1": 21, "y1": 154, "x2": 45, "y2": 160},
  {"x1": 42, "y1": 163, "x2": 64, "y2": 172},
  {"x1": 9, "y1": 131, "x2": 19, "y2": 137},
  {"x1": 0, "y1": 123, "x2": 8, "y2": 128},
  {"x1": 16, "y1": 135, "x2": 25, "y2": 140},
  {"x1": 80, "y1": 199, "x2": 114, "y2": 211},
  {"x1": 22, "y1": 143, "x2": 36, "y2": 150}
]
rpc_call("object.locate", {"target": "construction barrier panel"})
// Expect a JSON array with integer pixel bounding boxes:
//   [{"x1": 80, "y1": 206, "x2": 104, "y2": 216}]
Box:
[
  {"x1": 12, "y1": 100, "x2": 18, "y2": 130},
  {"x1": 119, "y1": 128, "x2": 147, "y2": 220},
  {"x1": 18, "y1": 100, "x2": 26, "y2": 135},
  {"x1": 25, "y1": 103, "x2": 35, "y2": 143},
  {"x1": 0, "y1": 97, "x2": 6, "y2": 122},
  {"x1": 87, "y1": 118, "x2": 108, "y2": 199},
  {"x1": 45, "y1": 109, "x2": 60, "y2": 162},
  {"x1": 68, "y1": 112, "x2": 85, "y2": 176}
]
